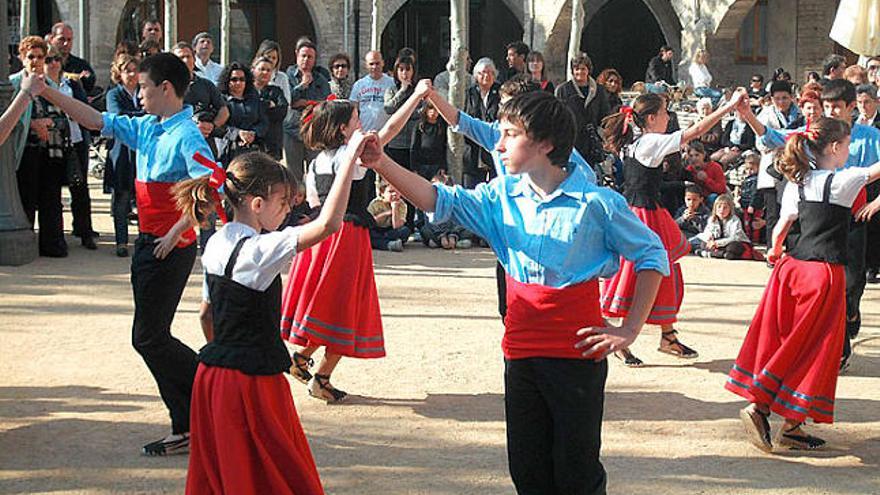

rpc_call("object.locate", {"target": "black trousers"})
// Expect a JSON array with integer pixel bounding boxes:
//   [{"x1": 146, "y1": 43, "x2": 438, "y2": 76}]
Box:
[
  {"x1": 69, "y1": 141, "x2": 94, "y2": 237},
  {"x1": 16, "y1": 146, "x2": 67, "y2": 256},
  {"x1": 131, "y1": 235, "x2": 198, "y2": 434},
  {"x1": 496, "y1": 261, "x2": 507, "y2": 318},
  {"x1": 505, "y1": 358, "x2": 608, "y2": 495},
  {"x1": 843, "y1": 220, "x2": 867, "y2": 360},
  {"x1": 761, "y1": 188, "x2": 779, "y2": 248}
]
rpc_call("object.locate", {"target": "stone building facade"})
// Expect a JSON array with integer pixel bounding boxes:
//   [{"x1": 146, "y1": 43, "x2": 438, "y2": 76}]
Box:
[{"x1": 34, "y1": 0, "x2": 855, "y2": 90}]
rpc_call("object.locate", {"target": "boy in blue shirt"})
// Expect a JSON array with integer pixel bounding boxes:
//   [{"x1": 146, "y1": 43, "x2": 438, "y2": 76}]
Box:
[
  {"x1": 30, "y1": 53, "x2": 215, "y2": 455},
  {"x1": 371, "y1": 90, "x2": 667, "y2": 495},
  {"x1": 738, "y1": 79, "x2": 880, "y2": 370}
]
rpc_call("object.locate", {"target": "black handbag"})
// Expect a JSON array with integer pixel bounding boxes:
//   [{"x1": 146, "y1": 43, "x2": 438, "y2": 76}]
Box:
[{"x1": 64, "y1": 150, "x2": 85, "y2": 189}]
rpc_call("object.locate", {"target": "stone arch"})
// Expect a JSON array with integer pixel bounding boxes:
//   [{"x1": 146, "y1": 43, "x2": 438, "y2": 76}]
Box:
[
  {"x1": 379, "y1": 0, "x2": 526, "y2": 35},
  {"x1": 712, "y1": 0, "x2": 759, "y2": 39},
  {"x1": 583, "y1": 0, "x2": 682, "y2": 56}
]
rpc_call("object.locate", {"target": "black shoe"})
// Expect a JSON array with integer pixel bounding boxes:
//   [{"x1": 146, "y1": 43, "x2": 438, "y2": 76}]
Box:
[
  {"x1": 115, "y1": 245, "x2": 129, "y2": 257},
  {"x1": 82, "y1": 236, "x2": 97, "y2": 250},
  {"x1": 39, "y1": 249, "x2": 68, "y2": 258},
  {"x1": 142, "y1": 434, "x2": 189, "y2": 456},
  {"x1": 867, "y1": 269, "x2": 879, "y2": 284}
]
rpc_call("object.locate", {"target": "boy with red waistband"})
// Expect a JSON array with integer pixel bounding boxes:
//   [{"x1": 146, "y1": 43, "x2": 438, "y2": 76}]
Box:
[
  {"x1": 30, "y1": 53, "x2": 215, "y2": 456},
  {"x1": 369, "y1": 90, "x2": 667, "y2": 494}
]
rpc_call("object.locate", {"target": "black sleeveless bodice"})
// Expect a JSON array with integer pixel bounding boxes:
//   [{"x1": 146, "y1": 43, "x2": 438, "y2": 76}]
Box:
[
  {"x1": 313, "y1": 171, "x2": 375, "y2": 228},
  {"x1": 788, "y1": 173, "x2": 850, "y2": 265},
  {"x1": 199, "y1": 237, "x2": 291, "y2": 375},
  {"x1": 622, "y1": 156, "x2": 663, "y2": 209}
]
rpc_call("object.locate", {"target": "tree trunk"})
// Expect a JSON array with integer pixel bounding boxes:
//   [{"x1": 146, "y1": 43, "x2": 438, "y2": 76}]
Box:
[
  {"x1": 447, "y1": 0, "x2": 468, "y2": 184},
  {"x1": 220, "y1": 0, "x2": 231, "y2": 64},
  {"x1": 19, "y1": 0, "x2": 31, "y2": 39},
  {"x1": 567, "y1": 0, "x2": 583, "y2": 79},
  {"x1": 163, "y1": 0, "x2": 176, "y2": 53},
  {"x1": 371, "y1": 0, "x2": 381, "y2": 50}
]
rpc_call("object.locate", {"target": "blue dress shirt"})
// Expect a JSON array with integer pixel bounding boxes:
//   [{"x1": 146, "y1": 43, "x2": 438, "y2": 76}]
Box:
[
  {"x1": 759, "y1": 124, "x2": 880, "y2": 169},
  {"x1": 433, "y1": 166, "x2": 670, "y2": 288}
]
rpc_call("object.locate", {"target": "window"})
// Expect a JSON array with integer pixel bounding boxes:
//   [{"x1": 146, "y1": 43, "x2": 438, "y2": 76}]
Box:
[{"x1": 735, "y1": 0, "x2": 768, "y2": 64}]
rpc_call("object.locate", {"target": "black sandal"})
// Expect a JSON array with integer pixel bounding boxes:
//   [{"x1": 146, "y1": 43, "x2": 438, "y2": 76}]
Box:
[
  {"x1": 290, "y1": 352, "x2": 314, "y2": 384},
  {"x1": 308, "y1": 373, "x2": 348, "y2": 403},
  {"x1": 142, "y1": 433, "x2": 189, "y2": 456},
  {"x1": 614, "y1": 348, "x2": 644, "y2": 367},
  {"x1": 658, "y1": 330, "x2": 698, "y2": 359},
  {"x1": 775, "y1": 422, "x2": 826, "y2": 450},
  {"x1": 739, "y1": 405, "x2": 772, "y2": 452}
]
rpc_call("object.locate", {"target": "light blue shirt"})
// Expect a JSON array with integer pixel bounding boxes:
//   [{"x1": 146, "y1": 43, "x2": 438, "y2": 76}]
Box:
[
  {"x1": 433, "y1": 166, "x2": 669, "y2": 288},
  {"x1": 759, "y1": 123, "x2": 880, "y2": 169},
  {"x1": 101, "y1": 105, "x2": 214, "y2": 182},
  {"x1": 453, "y1": 111, "x2": 598, "y2": 184}
]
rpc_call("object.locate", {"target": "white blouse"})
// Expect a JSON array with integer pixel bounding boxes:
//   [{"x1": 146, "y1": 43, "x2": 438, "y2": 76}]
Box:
[{"x1": 779, "y1": 168, "x2": 869, "y2": 222}]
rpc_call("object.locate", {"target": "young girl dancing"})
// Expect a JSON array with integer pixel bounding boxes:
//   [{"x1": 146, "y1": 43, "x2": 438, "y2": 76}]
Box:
[
  {"x1": 600, "y1": 90, "x2": 746, "y2": 365},
  {"x1": 178, "y1": 137, "x2": 375, "y2": 493},
  {"x1": 281, "y1": 82, "x2": 428, "y2": 402},
  {"x1": 726, "y1": 116, "x2": 880, "y2": 451}
]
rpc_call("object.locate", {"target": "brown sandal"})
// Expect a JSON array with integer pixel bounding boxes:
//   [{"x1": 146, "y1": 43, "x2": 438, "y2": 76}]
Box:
[
  {"x1": 775, "y1": 422, "x2": 826, "y2": 450},
  {"x1": 658, "y1": 330, "x2": 698, "y2": 358},
  {"x1": 739, "y1": 404, "x2": 772, "y2": 452},
  {"x1": 290, "y1": 352, "x2": 314, "y2": 384},
  {"x1": 308, "y1": 373, "x2": 348, "y2": 403}
]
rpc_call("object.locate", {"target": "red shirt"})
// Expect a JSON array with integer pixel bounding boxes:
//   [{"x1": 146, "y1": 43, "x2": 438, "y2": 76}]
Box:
[{"x1": 687, "y1": 161, "x2": 727, "y2": 196}]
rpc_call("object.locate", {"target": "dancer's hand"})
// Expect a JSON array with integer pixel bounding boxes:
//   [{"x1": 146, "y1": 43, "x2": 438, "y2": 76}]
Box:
[
  {"x1": 575, "y1": 323, "x2": 638, "y2": 361},
  {"x1": 414, "y1": 79, "x2": 433, "y2": 99},
  {"x1": 153, "y1": 231, "x2": 181, "y2": 259}
]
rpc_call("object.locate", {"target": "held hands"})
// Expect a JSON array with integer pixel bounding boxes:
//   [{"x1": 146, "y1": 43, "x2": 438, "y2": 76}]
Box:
[
  {"x1": 349, "y1": 130, "x2": 382, "y2": 167},
  {"x1": 575, "y1": 322, "x2": 638, "y2": 361},
  {"x1": 414, "y1": 79, "x2": 433, "y2": 99},
  {"x1": 21, "y1": 73, "x2": 47, "y2": 97}
]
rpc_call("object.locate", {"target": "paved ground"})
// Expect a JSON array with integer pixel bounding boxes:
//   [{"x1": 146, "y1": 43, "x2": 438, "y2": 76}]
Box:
[{"x1": 0, "y1": 186, "x2": 878, "y2": 494}]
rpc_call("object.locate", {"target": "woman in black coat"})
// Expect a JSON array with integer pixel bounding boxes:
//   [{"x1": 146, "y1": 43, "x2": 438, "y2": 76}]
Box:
[
  {"x1": 252, "y1": 56, "x2": 288, "y2": 160},
  {"x1": 104, "y1": 54, "x2": 143, "y2": 257},
  {"x1": 555, "y1": 53, "x2": 611, "y2": 166},
  {"x1": 217, "y1": 61, "x2": 268, "y2": 164}
]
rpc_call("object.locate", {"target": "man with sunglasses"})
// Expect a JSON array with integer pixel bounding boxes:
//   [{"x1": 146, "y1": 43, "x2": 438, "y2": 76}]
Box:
[{"x1": 48, "y1": 22, "x2": 96, "y2": 95}]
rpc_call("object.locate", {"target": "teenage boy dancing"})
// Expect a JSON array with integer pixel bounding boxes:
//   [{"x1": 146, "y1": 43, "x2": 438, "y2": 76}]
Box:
[
  {"x1": 371, "y1": 89, "x2": 667, "y2": 495},
  {"x1": 28, "y1": 53, "x2": 215, "y2": 455}
]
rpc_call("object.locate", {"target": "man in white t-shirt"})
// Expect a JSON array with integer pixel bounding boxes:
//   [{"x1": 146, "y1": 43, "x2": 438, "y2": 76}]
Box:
[
  {"x1": 192, "y1": 32, "x2": 224, "y2": 85},
  {"x1": 350, "y1": 50, "x2": 396, "y2": 132}
]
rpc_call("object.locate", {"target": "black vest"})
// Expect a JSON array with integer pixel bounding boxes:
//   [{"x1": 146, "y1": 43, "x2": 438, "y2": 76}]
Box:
[
  {"x1": 313, "y1": 170, "x2": 375, "y2": 228},
  {"x1": 621, "y1": 155, "x2": 663, "y2": 209},
  {"x1": 787, "y1": 173, "x2": 851, "y2": 265},
  {"x1": 199, "y1": 237, "x2": 291, "y2": 375}
]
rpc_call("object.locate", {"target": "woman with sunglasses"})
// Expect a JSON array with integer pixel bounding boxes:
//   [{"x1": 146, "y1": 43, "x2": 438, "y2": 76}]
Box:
[
  {"x1": 217, "y1": 62, "x2": 268, "y2": 165},
  {"x1": 328, "y1": 53, "x2": 353, "y2": 99}
]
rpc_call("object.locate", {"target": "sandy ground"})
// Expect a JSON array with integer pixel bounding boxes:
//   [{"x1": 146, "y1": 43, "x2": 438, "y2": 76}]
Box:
[{"x1": 0, "y1": 186, "x2": 878, "y2": 495}]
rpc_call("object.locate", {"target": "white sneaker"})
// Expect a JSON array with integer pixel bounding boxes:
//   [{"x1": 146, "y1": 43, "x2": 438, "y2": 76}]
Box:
[
  {"x1": 387, "y1": 239, "x2": 404, "y2": 252},
  {"x1": 455, "y1": 239, "x2": 472, "y2": 249}
]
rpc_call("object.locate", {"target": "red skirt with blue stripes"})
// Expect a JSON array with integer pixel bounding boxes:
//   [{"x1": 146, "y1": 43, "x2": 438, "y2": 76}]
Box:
[
  {"x1": 280, "y1": 221, "x2": 385, "y2": 358},
  {"x1": 725, "y1": 256, "x2": 845, "y2": 423},
  {"x1": 600, "y1": 205, "x2": 688, "y2": 325}
]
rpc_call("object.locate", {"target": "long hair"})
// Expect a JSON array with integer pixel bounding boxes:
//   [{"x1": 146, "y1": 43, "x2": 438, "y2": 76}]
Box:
[
  {"x1": 710, "y1": 194, "x2": 736, "y2": 224},
  {"x1": 777, "y1": 117, "x2": 851, "y2": 184},
  {"x1": 218, "y1": 61, "x2": 256, "y2": 97},
  {"x1": 254, "y1": 39, "x2": 282, "y2": 71},
  {"x1": 172, "y1": 152, "x2": 294, "y2": 226},
  {"x1": 601, "y1": 93, "x2": 665, "y2": 153},
  {"x1": 300, "y1": 99, "x2": 357, "y2": 151},
  {"x1": 111, "y1": 53, "x2": 138, "y2": 85}
]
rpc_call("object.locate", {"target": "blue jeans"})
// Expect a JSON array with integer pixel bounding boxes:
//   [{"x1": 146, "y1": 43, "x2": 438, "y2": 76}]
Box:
[
  {"x1": 370, "y1": 226, "x2": 411, "y2": 250},
  {"x1": 694, "y1": 87, "x2": 723, "y2": 107}
]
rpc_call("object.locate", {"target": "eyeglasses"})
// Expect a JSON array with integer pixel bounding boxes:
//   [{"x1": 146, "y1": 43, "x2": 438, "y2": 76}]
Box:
[
  {"x1": 751, "y1": 79, "x2": 762, "y2": 83},
  {"x1": 229, "y1": 77, "x2": 246, "y2": 82},
  {"x1": 332, "y1": 64, "x2": 349, "y2": 70},
  {"x1": 25, "y1": 53, "x2": 45, "y2": 60},
  {"x1": 45, "y1": 56, "x2": 61, "y2": 63}
]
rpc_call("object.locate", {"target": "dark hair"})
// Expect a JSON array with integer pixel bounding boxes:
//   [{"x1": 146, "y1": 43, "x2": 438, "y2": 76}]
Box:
[
  {"x1": 597, "y1": 68, "x2": 622, "y2": 90},
  {"x1": 171, "y1": 41, "x2": 193, "y2": 54},
  {"x1": 296, "y1": 37, "x2": 317, "y2": 53},
  {"x1": 684, "y1": 185, "x2": 703, "y2": 196},
  {"x1": 497, "y1": 91, "x2": 575, "y2": 166},
  {"x1": 393, "y1": 56, "x2": 415, "y2": 84},
  {"x1": 778, "y1": 117, "x2": 851, "y2": 184},
  {"x1": 822, "y1": 54, "x2": 847, "y2": 76},
  {"x1": 139, "y1": 53, "x2": 191, "y2": 98},
  {"x1": 660, "y1": 45, "x2": 673, "y2": 53},
  {"x1": 254, "y1": 39, "x2": 282, "y2": 69},
  {"x1": 768, "y1": 80, "x2": 792, "y2": 96},
  {"x1": 218, "y1": 61, "x2": 255, "y2": 96},
  {"x1": 301, "y1": 99, "x2": 357, "y2": 151},
  {"x1": 570, "y1": 52, "x2": 593, "y2": 73},
  {"x1": 525, "y1": 51, "x2": 546, "y2": 79},
  {"x1": 142, "y1": 18, "x2": 161, "y2": 30},
  {"x1": 506, "y1": 41, "x2": 530, "y2": 58},
  {"x1": 419, "y1": 101, "x2": 447, "y2": 132},
  {"x1": 856, "y1": 84, "x2": 878, "y2": 100},
  {"x1": 602, "y1": 93, "x2": 665, "y2": 153},
  {"x1": 499, "y1": 74, "x2": 540, "y2": 99},
  {"x1": 821, "y1": 79, "x2": 857, "y2": 104},
  {"x1": 806, "y1": 71, "x2": 821, "y2": 82},
  {"x1": 114, "y1": 40, "x2": 139, "y2": 59},
  {"x1": 688, "y1": 141, "x2": 707, "y2": 158},
  {"x1": 751, "y1": 73, "x2": 764, "y2": 83},
  {"x1": 329, "y1": 53, "x2": 351, "y2": 69},
  {"x1": 397, "y1": 47, "x2": 416, "y2": 63},
  {"x1": 139, "y1": 39, "x2": 161, "y2": 56},
  {"x1": 173, "y1": 151, "x2": 293, "y2": 225}
]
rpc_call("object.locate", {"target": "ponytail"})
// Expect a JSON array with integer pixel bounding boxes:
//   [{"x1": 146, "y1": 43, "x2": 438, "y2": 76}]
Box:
[
  {"x1": 172, "y1": 176, "x2": 218, "y2": 226},
  {"x1": 602, "y1": 93, "x2": 664, "y2": 153},
  {"x1": 777, "y1": 117, "x2": 851, "y2": 184}
]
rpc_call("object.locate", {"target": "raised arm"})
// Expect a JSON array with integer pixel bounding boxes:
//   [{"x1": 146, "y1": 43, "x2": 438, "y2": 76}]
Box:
[
  {"x1": 0, "y1": 77, "x2": 37, "y2": 144},
  {"x1": 31, "y1": 75, "x2": 103, "y2": 130},
  {"x1": 378, "y1": 79, "x2": 431, "y2": 147},
  {"x1": 681, "y1": 88, "x2": 746, "y2": 144},
  {"x1": 371, "y1": 151, "x2": 438, "y2": 212},
  {"x1": 425, "y1": 86, "x2": 460, "y2": 127}
]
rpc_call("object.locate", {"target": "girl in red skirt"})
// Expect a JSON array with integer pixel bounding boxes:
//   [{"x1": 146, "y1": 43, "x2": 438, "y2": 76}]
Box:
[
  {"x1": 600, "y1": 90, "x2": 747, "y2": 365},
  {"x1": 174, "y1": 142, "x2": 376, "y2": 493},
  {"x1": 727, "y1": 116, "x2": 880, "y2": 451},
  {"x1": 281, "y1": 83, "x2": 429, "y2": 402}
]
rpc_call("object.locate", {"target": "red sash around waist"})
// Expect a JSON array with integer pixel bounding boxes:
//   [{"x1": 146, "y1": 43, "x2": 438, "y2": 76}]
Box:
[
  {"x1": 503, "y1": 275, "x2": 604, "y2": 360},
  {"x1": 135, "y1": 180, "x2": 197, "y2": 247}
]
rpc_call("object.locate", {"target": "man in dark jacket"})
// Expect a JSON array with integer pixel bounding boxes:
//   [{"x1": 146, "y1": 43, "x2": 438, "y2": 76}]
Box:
[
  {"x1": 645, "y1": 45, "x2": 676, "y2": 86},
  {"x1": 49, "y1": 22, "x2": 96, "y2": 94},
  {"x1": 555, "y1": 52, "x2": 611, "y2": 166}
]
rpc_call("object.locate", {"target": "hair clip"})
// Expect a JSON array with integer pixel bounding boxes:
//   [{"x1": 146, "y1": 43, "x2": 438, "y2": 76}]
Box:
[
  {"x1": 787, "y1": 117, "x2": 817, "y2": 141},
  {"x1": 302, "y1": 94, "x2": 340, "y2": 125},
  {"x1": 620, "y1": 106, "x2": 634, "y2": 133}
]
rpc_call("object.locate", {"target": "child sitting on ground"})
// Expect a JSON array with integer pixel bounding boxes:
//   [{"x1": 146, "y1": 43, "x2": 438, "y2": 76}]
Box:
[
  {"x1": 284, "y1": 182, "x2": 313, "y2": 227},
  {"x1": 368, "y1": 179, "x2": 410, "y2": 252},
  {"x1": 675, "y1": 185, "x2": 711, "y2": 251},
  {"x1": 737, "y1": 152, "x2": 766, "y2": 243},
  {"x1": 694, "y1": 194, "x2": 753, "y2": 259},
  {"x1": 419, "y1": 170, "x2": 473, "y2": 249}
]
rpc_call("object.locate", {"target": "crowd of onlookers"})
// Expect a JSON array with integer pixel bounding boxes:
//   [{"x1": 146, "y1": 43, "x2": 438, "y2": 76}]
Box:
[{"x1": 8, "y1": 19, "x2": 880, "y2": 275}]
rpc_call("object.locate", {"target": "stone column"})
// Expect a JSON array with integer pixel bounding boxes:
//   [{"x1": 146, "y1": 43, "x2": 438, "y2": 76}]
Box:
[
  {"x1": 78, "y1": 0, "x2": 90, "y2": 60},
  {"x1": 19, "y1": 0, "x2": 30, "y2": 38},
  {"x1": 164, "y1": 0, "x2": 177, "y2": 52},
  {"x1": 566, "y1": 0, "x2": 583, "y2": 79},
  {"x1": 447, "y1": 0, "x2": 469, "y2": 183},
  {"x1": 0, "y1": 0, "x2": 38, "y2": 265},
  {"x1": 220, "y1": 0, "x2": 231, "y2": 65},
  {"x1": 370, "y1": 0, "x2": 381, "y2": 50}
]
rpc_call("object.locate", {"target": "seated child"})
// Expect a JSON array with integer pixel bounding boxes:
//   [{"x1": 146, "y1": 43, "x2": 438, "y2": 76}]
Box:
[
  {"x1": 685, "y1": 141, "x2": 727, "y2": 204},
  {"x1": 284, "y1": 182, "x2": 313, "y2": 227},
  {"x1": 694, "y1": 194, "x2": 753, "y2": 259},
  {"x1": 419, "y1": 170, "x2": 473, "y2": 249},
  {"x1": 736, "y1": 151, "x2": 766, "y2": 243},
  {"x1": 368, "y1": 179, "x2": 410, "y2": 252},
  {"x1": 674, "y1": 185, "x2": 710, "y2": 250}
]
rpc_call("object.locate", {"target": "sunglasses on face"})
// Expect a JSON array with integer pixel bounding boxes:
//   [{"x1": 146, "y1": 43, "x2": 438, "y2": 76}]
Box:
[
  {"x1": 751, "y1": 79, "x2": 762, "y2": 83},
  {"x1": 229, "y1": 77, "x2": 246, "y2": 82},
  {"x1": 332, "y1": 64, "x2": 349, "y2": 70},
  {"x1": 26, "y1": 54, "x2": 45, "y2": 60}
]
